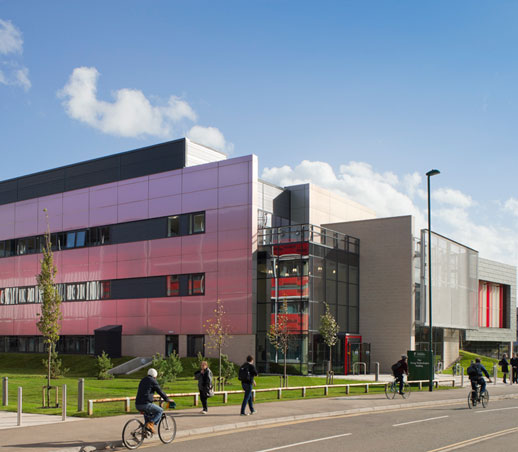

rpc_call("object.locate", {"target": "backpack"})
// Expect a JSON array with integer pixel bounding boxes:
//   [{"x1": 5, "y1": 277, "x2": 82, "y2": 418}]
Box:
[
  {"x1": 391, "y1": 361, "x2": 402, "y2": 374},
  {"x1": 238, "y1": 363, "x2": 251, "y2": 383},
  {"x1": 467, "y1": 364, "x2": 479, "y2": 379}
]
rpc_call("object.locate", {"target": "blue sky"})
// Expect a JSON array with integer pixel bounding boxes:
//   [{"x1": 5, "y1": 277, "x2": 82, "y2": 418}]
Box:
[{"x1": 1, "y1": 1, "x2": 517, "y2": 266}]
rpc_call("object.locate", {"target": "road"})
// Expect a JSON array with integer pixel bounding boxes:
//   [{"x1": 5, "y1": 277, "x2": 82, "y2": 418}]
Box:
[{"x1": 142, "y1": 397, "x2": 518, "y2": 452}]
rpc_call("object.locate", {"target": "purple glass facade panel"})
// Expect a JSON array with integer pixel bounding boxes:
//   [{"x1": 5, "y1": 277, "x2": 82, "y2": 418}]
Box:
[{"x1": 0, "y1": 154, "x2": 257, "y2": 338}]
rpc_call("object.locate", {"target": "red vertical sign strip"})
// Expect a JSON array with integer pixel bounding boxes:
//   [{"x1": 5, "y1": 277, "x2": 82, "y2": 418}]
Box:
[
  {"x1": 499, "y1": 285, "x2": 504, "y2": 328},
  {"x1": 486, "y1": 283, "x2": 491, "y2": 328}
]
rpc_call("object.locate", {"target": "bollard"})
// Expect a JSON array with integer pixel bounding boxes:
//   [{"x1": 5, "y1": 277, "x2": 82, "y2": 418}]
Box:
[
  {"x1": 17, "y1": 387, "x2": 22, "y2": 426},
  {"x1": 2, "y1": 377, "x2": 7, "y2": 406},
  {"x1": 461, "y1": 368, "x2": 464, "y2": 388},
  {"x1": 78, "y1": 379, "x2": 84, "y2": 412},
  {"x1": 493, "y1": 365, "x2": 498, "y2": 385},
  {"x1": 62, "y1": 384, "x2": 67, "y2": 421},
  {"x1": 375, "y1": 362, "x2": 379, "y2": 382},
  {"x1": 125, "y1": 397, "x2": 131, "y2": 412},
  {"x1": 88, "y1": 400, "x2": 93, "y2": 416}
]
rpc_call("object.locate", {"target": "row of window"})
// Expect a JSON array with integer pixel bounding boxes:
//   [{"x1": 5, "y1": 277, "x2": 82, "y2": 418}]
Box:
[
  {"x1": 0, "y1": 211, "x2": 206, "y2": 258},
  {"x1": 0, "y1": 273, "x2": 205, "y2": 305}
]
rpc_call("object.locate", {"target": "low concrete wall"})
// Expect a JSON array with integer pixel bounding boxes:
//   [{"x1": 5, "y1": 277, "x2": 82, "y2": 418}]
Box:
[{"x1": 121, "y1": 335, "x2": 165, "y2": 357}]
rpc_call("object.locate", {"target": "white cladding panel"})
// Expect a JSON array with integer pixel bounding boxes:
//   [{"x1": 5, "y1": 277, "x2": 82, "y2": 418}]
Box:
[{"x1": 185, "y1": 139, "x2": 227, "y2": 167}]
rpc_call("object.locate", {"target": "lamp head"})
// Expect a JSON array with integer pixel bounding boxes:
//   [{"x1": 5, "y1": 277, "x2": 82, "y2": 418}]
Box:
[{"x1": 426, "y1": 169, "x2": 440, "y2": 177}]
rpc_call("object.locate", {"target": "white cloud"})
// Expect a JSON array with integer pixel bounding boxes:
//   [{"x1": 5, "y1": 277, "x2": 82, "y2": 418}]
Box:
[
  {"x1": 0, "y1": 19, "x2": 22, "y2": 54},
  {"x1": 187, "y1": 125, "x2": 233, "y2": 153},
  {"x1": 262, "y1": 159, "x2": 518, "y2": 267},
  {"x1": 58, "y1": 66, "x2": 231, "y2": 148},
  {"x1": 504, "y1": 197, "x2": 518, "y2": 217},
  {"x1": 433, "y1": 187, "x2": 473, "y2": 208},
  {"x1": 0, "y1": 19, "x2": 30, "y2": 91}
]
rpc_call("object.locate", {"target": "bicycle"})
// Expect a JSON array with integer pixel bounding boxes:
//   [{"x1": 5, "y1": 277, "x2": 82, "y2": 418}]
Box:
[
  {"x1": 467, "y1": 384, "x2": 489, "y2": 409},
  {"x1": 122, "y1": 401, "x2": 177, "y2": 450},
  {"x1": 385, "y1": 376, "x2": 411, "y2": 399}
]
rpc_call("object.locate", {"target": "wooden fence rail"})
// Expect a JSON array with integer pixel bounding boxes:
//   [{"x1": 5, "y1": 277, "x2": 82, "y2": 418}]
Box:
[{"x1": 87, "y1": 378, "x2": 455, "y2": 415}]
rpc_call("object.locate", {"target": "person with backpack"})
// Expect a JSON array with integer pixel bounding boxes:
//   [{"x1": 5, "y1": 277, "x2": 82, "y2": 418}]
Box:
[
  {"x1": 467, "y1": 358, "x2": 491, "y2": 395},
  {"x1": 391, "y1": 355, "x2": 409, "y2": 395},
  {"x1": 194, "y1": 360, "x2": 213, "y2": 415},
  {"x1": 510, "y1": 353, "x2": 518, "y2": 384},
  {"x1": 239, "y1": 355, "x2": 258, "y2": 416},
  {"x1": 498, "y1": 353, "x2": 510, "y2": 383}
]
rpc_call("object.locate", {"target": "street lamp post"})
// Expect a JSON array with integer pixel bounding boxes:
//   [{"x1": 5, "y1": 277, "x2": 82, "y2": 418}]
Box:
[{"x1": 426, "y1": 169, "x2": 440, "y2": 392}]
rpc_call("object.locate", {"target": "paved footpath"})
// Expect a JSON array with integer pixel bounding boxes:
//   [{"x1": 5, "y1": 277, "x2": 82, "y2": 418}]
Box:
[{"x1": 1, "y1": 381, "x2": 517, "y2": 452}]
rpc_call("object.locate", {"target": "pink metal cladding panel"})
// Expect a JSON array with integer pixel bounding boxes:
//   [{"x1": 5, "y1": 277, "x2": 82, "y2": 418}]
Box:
[
  {"x1": 118, "y1": 200, "x2": 149, "y2": 223},
  {"x1": 148, "y1": 174, "x2": 182, "y2": 198},
  {"x1": 181, "y1": 167, "x2": 218, "y2": 194},
  {"x1": 0, "y1": 155, "x2": 256, "y2": 337},
  {"x1": 118, "y1": 180, "x2": 149, "y2": 204},
  {"x1": 37, "y1": 194, "x2": 63, "y2": 234},
  {"x1": 14, "y1": 255, "x2": 39, "y2": 286},
  {"x1": 218, "y1": 162, "x2": 250, "y2": 187},
  {"x1": 14, "y1": 200, "x2": 39, "y2": 238},
  {"x1": 148, "y1": 194, "x2": 182, "y2": 218}
]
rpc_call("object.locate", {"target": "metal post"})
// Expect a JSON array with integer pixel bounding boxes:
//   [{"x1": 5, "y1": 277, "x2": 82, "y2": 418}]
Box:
[
  {"x1": 125, "y1": 397, "x2": 130, "y2": 412},
  {"x1": 88, "y1": 400, "x2": 93, "y2": 416},
  {"x1": 461, "y1": 368, "x2": 464, "y2": 388},
  {"x1": 426, "y1": 169, "x2": 440, "y2": 392},
  {"x1": 62, "y1": 384, "x2": 67, "y2": 421},
  {"x1": 252, "y1": 389, "x2": 256, "y2": 402},
  {"x1": 17, "y1": 387, "x2": 22, "y2": 426},
  {"x1": 375, "y1": 362, "x2": 379, "y2": 382},
  {"x1": 77, "y1": 378, "x2": 84, "y2": 412},
  {"x1": 2, "y1": 377, "x2": 7, "y2": 406},
  {"x1": 493, "y1": 364, "x2": 498, "y2": 385}
]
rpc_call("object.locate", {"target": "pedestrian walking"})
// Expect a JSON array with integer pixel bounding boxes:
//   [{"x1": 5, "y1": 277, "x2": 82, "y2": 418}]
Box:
[
  {"x1": 238, "y1": 355, "x2": 258, "y2": 416},
  {"x1": 499, "y1": 354, "x2": 510, "y2": 384},
  {"x1": 510, "y1": 353, "x2": 518, "y2": 384},
  {"x1": 194, "y1": 360, "x2": 213, "y2": 414}
]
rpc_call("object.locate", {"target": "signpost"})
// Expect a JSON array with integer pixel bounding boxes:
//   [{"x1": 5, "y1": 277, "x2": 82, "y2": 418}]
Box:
[{"x1": 408, "y1": 350, "x2": 432, "y2": 381}]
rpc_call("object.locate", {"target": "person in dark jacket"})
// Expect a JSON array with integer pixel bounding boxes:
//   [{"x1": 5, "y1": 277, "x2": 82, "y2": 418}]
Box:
[
  {"x1": 510, "y1": 353, "x2": 518, "y2": 384},
  {"x1": 469, "y1": 358, "x2": 491, "y2": 394},
  {"x1": 499, "y1": 354, "x2": 510, "y2": 383},
  {"x1": 240, "y1": 355, "x2": 258, "y2": 416},
  {"x1": 135, "y1": 368, "x2": 172, "y2": 433},
  {"x1": 393, "y1": 355, "x2": 409, "y2": 395},
  {"x1": 194, "y1": 360, "x2": 213, "y2": 414}
]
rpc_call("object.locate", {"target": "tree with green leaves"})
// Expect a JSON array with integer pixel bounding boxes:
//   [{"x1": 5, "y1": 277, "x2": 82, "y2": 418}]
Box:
[
  {"x1": 36, "y1": 210, "x2": 63, "y2": 407},
  {"x1": 267, "y1": 300, "x2": 291, "y2": 386},
  {"x1": 319, "y1": 302, "x2": 340, "y2": 384},
  {"x1": 204, "y1": 299, "x2": 231, "y2": 390}
]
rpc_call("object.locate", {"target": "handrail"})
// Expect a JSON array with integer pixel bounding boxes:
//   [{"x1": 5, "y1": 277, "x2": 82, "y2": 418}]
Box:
[{"x1": 86, "y1": 378, "x2": 456, "y2": 415}]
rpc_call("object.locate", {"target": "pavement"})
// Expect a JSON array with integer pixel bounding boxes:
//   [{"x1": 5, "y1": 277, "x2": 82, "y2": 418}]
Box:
[{"x1": 1, "y1": 378, "x2": 517, "y2": 452}]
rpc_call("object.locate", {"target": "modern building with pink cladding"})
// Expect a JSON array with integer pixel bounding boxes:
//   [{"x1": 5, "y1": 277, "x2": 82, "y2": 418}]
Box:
[{"x1": 0, "y1": 138, "x2": 515, "y2": 375}]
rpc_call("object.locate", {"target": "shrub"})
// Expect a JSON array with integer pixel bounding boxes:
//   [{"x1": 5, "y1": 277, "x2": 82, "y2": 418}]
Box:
[
  {"x1": 42, "y1": 349, "x2": 69, "y2": 378},
  {"x1": 191, "y1": 352, "x2": 209, "y2": 372},
  {"x1": 152, "y1": 351, "x2": 183, "y2": 386},
  {"x1": 220, "y1": 354, "x2": 237, "y2": 384},
  {"x1": 96, "y1": 351, "x2": 114, "y2": 380}
]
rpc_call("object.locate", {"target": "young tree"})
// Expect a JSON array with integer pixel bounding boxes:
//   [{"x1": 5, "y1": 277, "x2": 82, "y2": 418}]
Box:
[
  {"x1": 204, "y1": 299, "x2": 231, "y2": 390},
  {"x1": 267, "y1": 300, "x2": 291, "y2": 386},
  {"x1": 36, "y1": 210, "x2": 63, "y2": 407},
  {"x1": 319, "y1": 302, "x2": 340, "y2": 384}
]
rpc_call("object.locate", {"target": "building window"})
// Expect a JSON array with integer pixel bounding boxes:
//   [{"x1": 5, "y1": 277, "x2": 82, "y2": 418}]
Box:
[
  {"x1": 101, "y1": 281, "x2": 111, "y2": 299},
  {"x1": 189, "y1": 274, "x2": 205, "y2": 295},
  {"x1": 190, "y1": 212, "x2": 205, "y2": 234},
  {"x1": 165, "y1": 335, "x2": 179, "y2": 357},
  {"x1": 167, "y1": 275, "x2": 180, "y2": 296},
  {"x1": 168, "y1": 216, "x2": 180, "y2": 237},
  {"x1": 187, "y1": 335, "x2": 205, "y2": 357}
]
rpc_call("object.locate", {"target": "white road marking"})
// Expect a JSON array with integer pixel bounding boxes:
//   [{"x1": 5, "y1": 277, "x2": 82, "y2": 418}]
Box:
[
  {"x1": 427, "y1": 426, "x2": 518, "y2": 451},
  {"x1": 254, "y1": 433, "x2": 352, "y2": 452},
  {"x1": 393, "y1": 415, "x2": 448, "y2": 427},
  {"x1": 475, "y1": 406, "x2": 518, "y2": 413}
]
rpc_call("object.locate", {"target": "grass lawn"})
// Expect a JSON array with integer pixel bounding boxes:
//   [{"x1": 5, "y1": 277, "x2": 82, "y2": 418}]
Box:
[
  {"x1": 441, "y1": 350, "x2": 506, "y2": 378},
  {"x1": 0, "y1": 353, "x2": 445, "y2": 418}
]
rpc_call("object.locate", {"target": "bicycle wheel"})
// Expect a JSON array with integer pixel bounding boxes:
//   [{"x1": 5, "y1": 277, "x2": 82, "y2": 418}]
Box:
[
  {"x1": 158, "y1": 413, "x2": 177, "y2": 444},
  {"x1": 385, "y1": 381, "x2": 397, "y2": 399},
  {"x1": 480, "y1": 390, "x2": 489, "y2": 408},
  {"x1": 401, "y1": 382, "x2": 411, "y2": 399},
  {"x1": 122, "y1": 418, "x2": 145, "y2": 450},
  {"x1": 467, "y1": 391, "x2": 474, "y2": 409}
]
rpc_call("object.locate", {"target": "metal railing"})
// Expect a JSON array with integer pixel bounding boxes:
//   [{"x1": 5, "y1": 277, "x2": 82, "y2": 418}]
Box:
[{"x1": 86, "y1": 378, "x2": 456, "y2": 415}]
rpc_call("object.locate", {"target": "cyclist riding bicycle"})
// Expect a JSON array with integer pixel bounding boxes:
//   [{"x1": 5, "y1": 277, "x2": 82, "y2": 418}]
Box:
[
  {"x1": 467, "y1": 358, "x2": 492, "y2": 395},
  {"x1": 392, "y1": 355, "x2": 409, "y2": 395},
  {"x1": 135, "y1": 368, "x2": 175, "y2": 433}
]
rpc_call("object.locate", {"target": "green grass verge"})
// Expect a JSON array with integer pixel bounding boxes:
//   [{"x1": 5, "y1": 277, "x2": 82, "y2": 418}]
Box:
[
  {"x1": 0, "y1": 353, "x2": 450, "y2": 418},
  {"x1": 441, "y1": 350, "x2": 505, "y2": 377}
]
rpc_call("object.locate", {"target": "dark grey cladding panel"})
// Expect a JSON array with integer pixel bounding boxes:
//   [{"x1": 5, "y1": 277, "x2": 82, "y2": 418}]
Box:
[
  {"x1": 111, "y1": 218, "x2": 167, "y2": 244},
  {"x1": 110, "y1": 276, "x2": 166, "y2": 299},
  {"x1": 0, "y1": 180, "x2": 18, "y2": 204},
  {"x1": 0, "y1": 139, "x2": 187, "y2": 206}
]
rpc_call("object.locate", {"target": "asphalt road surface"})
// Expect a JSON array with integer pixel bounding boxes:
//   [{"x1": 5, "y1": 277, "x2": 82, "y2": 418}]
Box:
[{"x1": 138, "y1": 396, "x2": 518, "y2": 452}]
